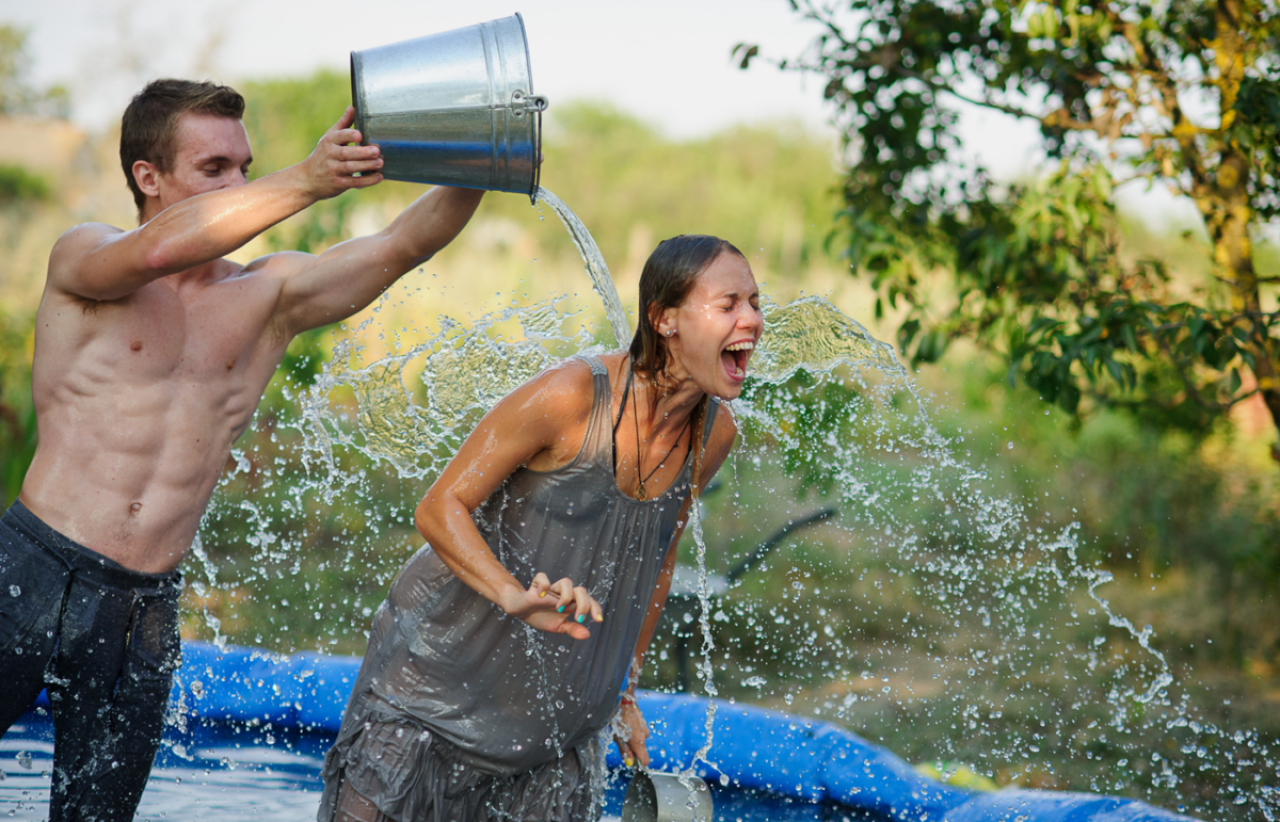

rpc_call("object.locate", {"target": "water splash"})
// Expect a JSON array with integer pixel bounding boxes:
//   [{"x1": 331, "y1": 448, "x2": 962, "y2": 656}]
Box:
[
  {"x1": 297, "y1": 297, "x2": 596, "y2": 486},
  {"x1": 192, "y1": 188, "x2": 1276, "y2": 821}
]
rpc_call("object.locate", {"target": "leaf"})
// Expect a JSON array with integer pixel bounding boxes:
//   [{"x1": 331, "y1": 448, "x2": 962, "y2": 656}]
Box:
[
  {"x1": 734, "y1": 44, "x2": 760, "y2": 70},
  {"x1": 1105, "y1": 356, "x2": 1123, "y2": 385}
]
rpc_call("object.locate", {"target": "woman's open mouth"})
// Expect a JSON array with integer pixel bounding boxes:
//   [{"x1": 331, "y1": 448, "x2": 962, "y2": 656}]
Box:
[{"x1": 721, "y1": 340, "x2": 754, "y2": 381}]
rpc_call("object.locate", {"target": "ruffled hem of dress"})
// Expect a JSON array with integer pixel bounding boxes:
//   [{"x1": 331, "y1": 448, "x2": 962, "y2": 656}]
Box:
[{"x1": 318, "y1": 700, "x2": 605, "y2": 822}]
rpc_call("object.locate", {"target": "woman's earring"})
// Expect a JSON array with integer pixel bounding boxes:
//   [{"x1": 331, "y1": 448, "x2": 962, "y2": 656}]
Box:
[{"x1": 665, "y1": 329, "x2": 674, "y2": 337}]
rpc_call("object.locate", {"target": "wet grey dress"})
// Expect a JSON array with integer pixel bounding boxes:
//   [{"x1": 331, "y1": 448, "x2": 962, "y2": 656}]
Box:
[{"x1": 319, "y1": 355, "x2": 718, "y2": 822}]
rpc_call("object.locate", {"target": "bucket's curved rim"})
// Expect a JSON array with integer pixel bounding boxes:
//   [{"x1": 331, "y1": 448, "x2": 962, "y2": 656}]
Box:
[
  {"x1": 349, "y1": 50, "x2": 366, "y2": 142},
  {"x1": 513, "y1": 11, "x2": 543, "y2": 201}
]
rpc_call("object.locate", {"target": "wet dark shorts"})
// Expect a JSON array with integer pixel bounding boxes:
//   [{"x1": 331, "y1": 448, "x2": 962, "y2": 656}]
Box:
[{"x1": 0, "y1": 500, "x2": 182, "y2": 822}]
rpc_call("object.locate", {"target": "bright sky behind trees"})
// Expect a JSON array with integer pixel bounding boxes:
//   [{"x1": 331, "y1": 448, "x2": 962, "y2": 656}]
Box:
[{"x1": 9, "y1": 0, "x2": 1065, "y2": 183}]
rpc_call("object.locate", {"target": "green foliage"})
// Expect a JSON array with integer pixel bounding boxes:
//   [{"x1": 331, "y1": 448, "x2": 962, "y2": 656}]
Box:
[
  {"x1": 743, "y1": 0, "x2": 1280, "y2": 434},
  {"x1": 239, "y1": 70, "x2": 354, "y2": 178},
  {"x1": 239, "y1": 71, "x2": 363, "y2": 251},
  {"x1": 0, "y1": 164, "x2": 51, "y2": 204},
  {"x1": 930, "y1": 359, "x2": 1280, "y2": 668},
  {"x1": 484, "y1": 100, "x2": 844, "y2": 275},
  {"x1": 0, "y1": 307, "x2": 35, "y2": 509}
]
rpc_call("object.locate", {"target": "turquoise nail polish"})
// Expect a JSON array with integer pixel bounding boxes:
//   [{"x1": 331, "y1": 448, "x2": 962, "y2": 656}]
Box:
[
  {"x1": 576, "y1": 614, "x2": 585, "y2": 623},
  {"x1": 557, "y1": 605, "x2": 565, "y2": 613}
]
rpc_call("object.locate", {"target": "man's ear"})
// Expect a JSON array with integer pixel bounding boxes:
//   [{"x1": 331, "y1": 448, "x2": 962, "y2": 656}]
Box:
[{"x1": 132, "y1": 160, "x2": 162, "y2": 199}]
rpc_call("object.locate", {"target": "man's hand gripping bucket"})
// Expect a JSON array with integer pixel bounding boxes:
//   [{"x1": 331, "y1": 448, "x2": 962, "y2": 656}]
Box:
[
  {"x1": 622, "y1": 770, "x2": 715, "y2": 822},
  {"x1": 350, "y1": 13, "x2": 548, "y2": 203}
]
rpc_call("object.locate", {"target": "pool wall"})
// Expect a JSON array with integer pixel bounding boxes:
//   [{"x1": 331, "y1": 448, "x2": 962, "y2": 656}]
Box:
[{"x1": 33, "y1": 641, "x2": 1192, "y2": 821}]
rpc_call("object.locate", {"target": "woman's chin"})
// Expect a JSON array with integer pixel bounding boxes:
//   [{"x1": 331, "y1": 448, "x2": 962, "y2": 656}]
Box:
[{"x1": 705, "y1": 371, "x2": 747, "y2": 400}]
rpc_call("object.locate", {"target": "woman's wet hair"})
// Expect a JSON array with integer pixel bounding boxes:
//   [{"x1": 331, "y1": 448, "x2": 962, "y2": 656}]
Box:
[
  {"x1": 629, "y1": 234, "x2": 745, "y2": 387},
  {"x1": 628, "y1": 234, "x2": 746, "y2": 498}
]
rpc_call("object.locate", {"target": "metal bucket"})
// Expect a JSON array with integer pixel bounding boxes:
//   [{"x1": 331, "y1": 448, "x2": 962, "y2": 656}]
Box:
[
  {"x1": 622, "y1": 771, "x2": 715, "y2": 822},
  {"x1": 350, "y1": 13, "x2": 548, "y2": 201}
]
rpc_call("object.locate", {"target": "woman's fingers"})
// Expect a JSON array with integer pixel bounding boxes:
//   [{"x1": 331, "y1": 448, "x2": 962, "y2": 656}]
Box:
[
  {"x1": 552, "y1": 577, "x2": 575, "y2": 614},
  {"x1": 570, "y1": 585, "x2": 603, "y2": 624},
  {"x1": 616, "y1": 701, "x2": 650, "y2": 767},
  {"x1": 518, "y1": 575, "x2": 603, "y2": 637}
]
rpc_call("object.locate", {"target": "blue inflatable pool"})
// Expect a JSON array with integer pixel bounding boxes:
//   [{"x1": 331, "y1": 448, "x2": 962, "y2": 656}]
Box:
[{"x1": 25, "y1": 641, "x2": 1194, "y2": 821}]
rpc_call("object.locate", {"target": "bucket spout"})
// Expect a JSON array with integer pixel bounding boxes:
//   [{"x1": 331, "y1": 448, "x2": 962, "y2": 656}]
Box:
[{"x1": 350, "y1": 12, "x2": 547, "y2": 202}]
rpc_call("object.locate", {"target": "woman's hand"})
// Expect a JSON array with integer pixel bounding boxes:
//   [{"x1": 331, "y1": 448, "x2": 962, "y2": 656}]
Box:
[
  {"x1": 500, "y1": 572, "x2": 603, "y2": 641},
  {"x1": 613, "y1": 696, "x2": 650, "y2": 768}
]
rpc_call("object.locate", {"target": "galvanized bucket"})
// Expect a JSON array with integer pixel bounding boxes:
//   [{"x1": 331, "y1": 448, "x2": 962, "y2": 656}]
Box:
[
  {"x1": 350, "y1": 13, "x2": 548, "y2": 201},
  {"x1": 622, "y1": 771, "x2": 714, "y2": 822}
]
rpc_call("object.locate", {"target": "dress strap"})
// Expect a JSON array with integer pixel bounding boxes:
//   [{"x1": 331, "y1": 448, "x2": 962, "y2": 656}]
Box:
[
  {"x1": 576, "y1": 354, "x2": 608, "y2": 378},
  {"x1": 702, "y1": 397, "x2": 720, "y2": 446},
  {"x1": 611, "y1": 367, "x2": 634, "y2": 477},
  {"x1": 569, "y1": 354, "x2": 615, "y2": 468}
]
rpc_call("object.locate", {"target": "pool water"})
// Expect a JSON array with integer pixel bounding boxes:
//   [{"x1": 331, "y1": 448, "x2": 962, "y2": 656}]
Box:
[{"x1": 1, "y1": 711, "x2": 873, "y2": 821}]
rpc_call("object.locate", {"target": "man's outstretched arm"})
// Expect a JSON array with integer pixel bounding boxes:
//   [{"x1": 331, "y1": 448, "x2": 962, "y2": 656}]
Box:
[
  {"x1": 270, "y1": 184, "x2": 485, "y2": 336},
  {"x1": 48, "y1": 109, "x2": 382, "y2": 302}
]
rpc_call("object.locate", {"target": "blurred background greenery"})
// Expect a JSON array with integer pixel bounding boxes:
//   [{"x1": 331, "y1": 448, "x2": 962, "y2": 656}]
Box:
[{"x1": 1, "y1": 18, "x2": 1278, "y2": 817}]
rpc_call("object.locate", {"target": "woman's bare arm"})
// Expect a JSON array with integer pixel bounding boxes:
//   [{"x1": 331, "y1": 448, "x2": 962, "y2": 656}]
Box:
[{"x1": 413, "y1": 358, "x2": 604, "y2": 640}]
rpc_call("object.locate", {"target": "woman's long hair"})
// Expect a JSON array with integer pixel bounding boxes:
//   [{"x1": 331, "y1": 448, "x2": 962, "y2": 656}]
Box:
[{"x1": 628, "y1": 234, "x2": 745, "y2": 498}]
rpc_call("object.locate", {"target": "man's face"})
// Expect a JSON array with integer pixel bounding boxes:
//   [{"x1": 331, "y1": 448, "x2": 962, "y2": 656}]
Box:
[{"x1": 153, "y1": 113, "x2": 253, "y2": 210}]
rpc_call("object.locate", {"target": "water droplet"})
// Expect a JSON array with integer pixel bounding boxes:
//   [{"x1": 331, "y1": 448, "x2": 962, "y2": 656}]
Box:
[{"x1": 8, "y1": 585, "x2": 18, "y2": 597}]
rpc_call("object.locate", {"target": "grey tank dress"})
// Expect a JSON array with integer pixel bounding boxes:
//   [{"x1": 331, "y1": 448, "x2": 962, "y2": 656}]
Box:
[{"x1": 319, "y1": 355, "x2": 718, "y2": 822}]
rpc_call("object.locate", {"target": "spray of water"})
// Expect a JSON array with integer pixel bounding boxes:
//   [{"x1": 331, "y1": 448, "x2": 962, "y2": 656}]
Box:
[{"x1": 192, "y1": 189, "x2": 1276, "y2": 821}]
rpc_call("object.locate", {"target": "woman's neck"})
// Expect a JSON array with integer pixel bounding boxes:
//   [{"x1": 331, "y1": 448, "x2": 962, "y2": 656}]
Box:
[{"x1": 634, "y1": 366, "x2": 704, "y2": 440}]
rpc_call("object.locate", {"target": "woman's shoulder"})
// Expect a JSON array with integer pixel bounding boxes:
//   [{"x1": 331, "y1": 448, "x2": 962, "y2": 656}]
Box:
[
  {"x1": 536, "y1": 351, "x2": 629, "y2": 389},
  {"x1": 506, "y1": 353, "x2": 618, "y2": 423}
]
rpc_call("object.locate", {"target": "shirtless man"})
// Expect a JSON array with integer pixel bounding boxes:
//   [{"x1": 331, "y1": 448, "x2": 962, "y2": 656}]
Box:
[{"x1": 0, "y1": 79, "x2": 484, "y2": 820}]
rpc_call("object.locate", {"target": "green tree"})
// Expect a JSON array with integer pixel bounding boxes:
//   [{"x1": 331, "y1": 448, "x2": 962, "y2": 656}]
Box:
[{"x1": 739, "y1": 0, "x2": 1280, "y2": 449}]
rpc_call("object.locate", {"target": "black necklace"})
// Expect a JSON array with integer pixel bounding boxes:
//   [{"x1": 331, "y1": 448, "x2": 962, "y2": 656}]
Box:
[{"x1": 623, "y1": 366, "x2": 692, "y2": 500}]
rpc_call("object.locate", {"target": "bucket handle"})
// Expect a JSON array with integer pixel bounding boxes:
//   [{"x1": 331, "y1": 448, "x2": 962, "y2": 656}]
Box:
[{"x1": 511, "y1": 91, "x2": 550, "y2": 117}]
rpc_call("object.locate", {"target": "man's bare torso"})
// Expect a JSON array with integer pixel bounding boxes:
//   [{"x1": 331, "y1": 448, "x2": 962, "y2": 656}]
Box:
[
  {"x1": 21, "y1": 251, "x2": 292, "y2": 573},
  {"x1": 17, "y1": 104, "x2": 478, "y2": 576}
]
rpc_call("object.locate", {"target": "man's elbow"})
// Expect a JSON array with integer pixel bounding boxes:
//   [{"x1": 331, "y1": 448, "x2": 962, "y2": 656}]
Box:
[{"x1": 141, "y1": 240, "x2": 183, "y2": 277}]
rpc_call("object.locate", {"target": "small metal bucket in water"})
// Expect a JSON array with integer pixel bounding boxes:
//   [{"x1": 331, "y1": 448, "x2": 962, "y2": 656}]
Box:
[
  {"x1": 350, "y1": 13, "x2": 548, "y2": 202},
  {"x1": 622, "y1": 771, "x2": 714, "y2": 822}
]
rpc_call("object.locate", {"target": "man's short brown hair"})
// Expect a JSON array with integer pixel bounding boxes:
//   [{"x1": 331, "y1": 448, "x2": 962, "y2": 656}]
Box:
[{"x1": 120, "y1": 79, "x2": 245, "y2": 215}]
